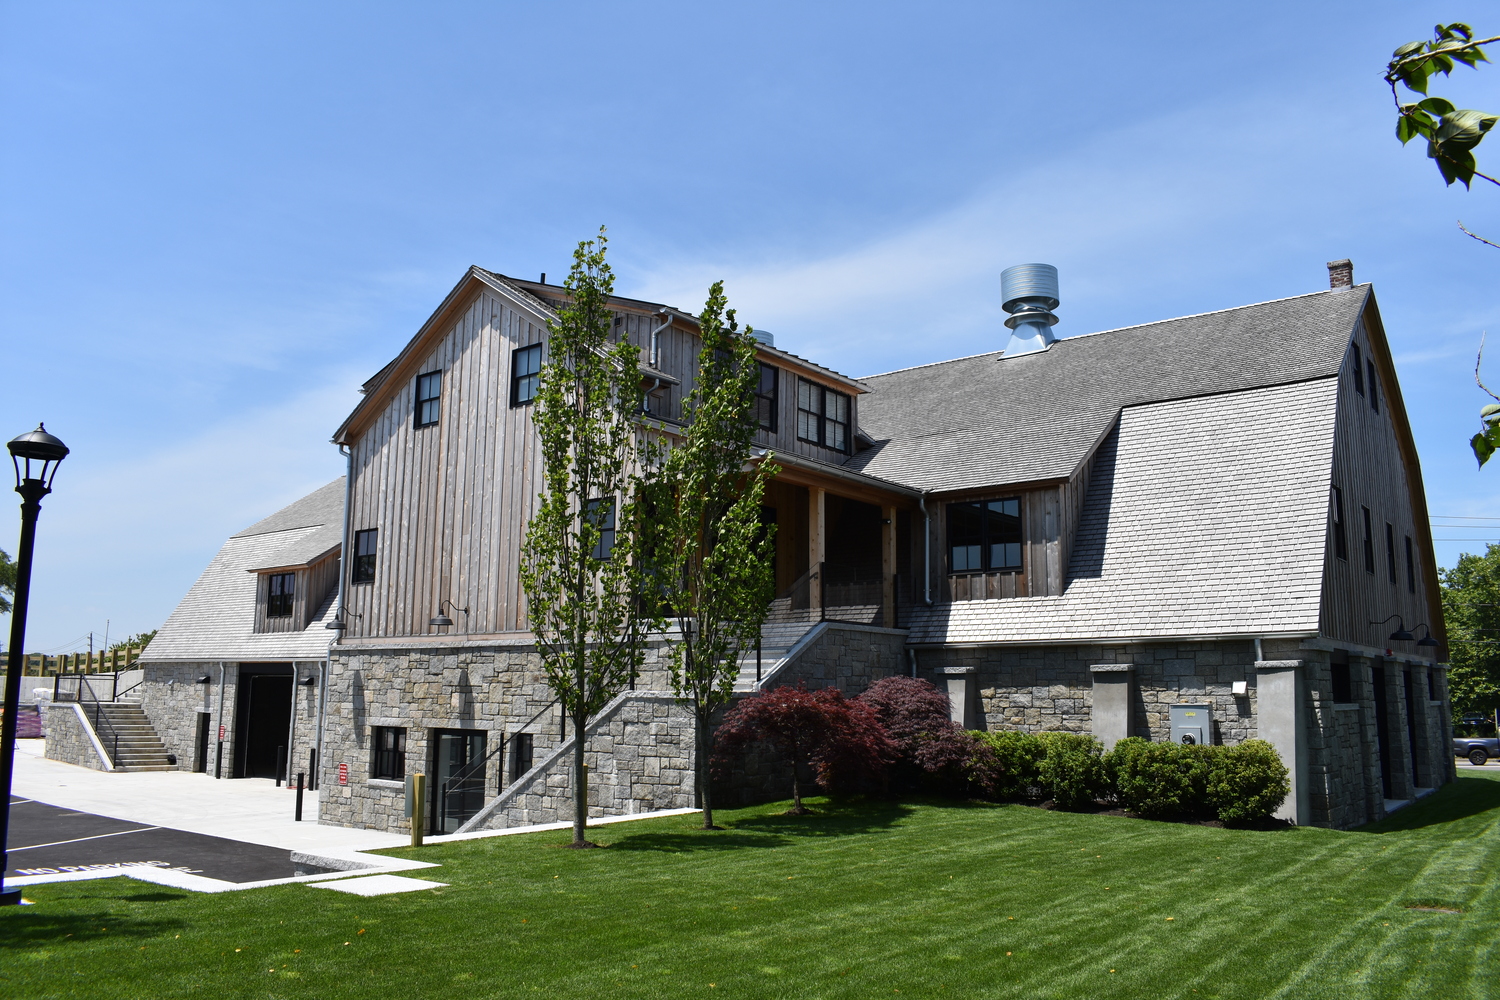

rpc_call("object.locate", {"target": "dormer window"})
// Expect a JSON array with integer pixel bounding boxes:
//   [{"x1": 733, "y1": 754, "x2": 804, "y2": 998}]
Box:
[
  {"x1": 267, "y1": 573, "x2": 295, "y2": 618},
  {"x1": 756, "y1": 364, "x2": 778, "y2": 431},
  {"x1": 949, "y1": 498, "x2": 1023, "y2": 573},
  {"x1": 414, "y1": 371, "x2": 442, "y2": 428},
  {"x1": 797, "y1": 378, "x2": 850, "y2": 452}
]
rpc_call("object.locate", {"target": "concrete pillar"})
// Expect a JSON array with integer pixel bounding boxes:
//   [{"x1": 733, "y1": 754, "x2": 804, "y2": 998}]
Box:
[
  {"x1": 1255, "y1": 659, "x2": 1309, "y2": 826},
  {"x1": 808, "y1": 487, "x2": 825, "y2": 613},
  {"x1": 881, "y1": 504, "x2": 897, "y2": 628},
  {"x1": 937, "y1": 666, "x2": 979, "y2": 730},
  {"x1": 1088, "y1": 664, "x2": 1133, "y2": 749}
]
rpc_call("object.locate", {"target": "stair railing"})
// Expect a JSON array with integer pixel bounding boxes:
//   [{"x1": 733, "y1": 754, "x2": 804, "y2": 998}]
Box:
[
  {"x1": 436, "y1": 695, "x2": 565, "y2": 832},
  {"x1": 87, "y1": 700, "x2": 121, "y2": 769}
]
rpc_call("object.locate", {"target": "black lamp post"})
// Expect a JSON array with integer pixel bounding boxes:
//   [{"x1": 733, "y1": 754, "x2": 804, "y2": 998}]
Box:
[{"x1": 1, "y1": 424, "x2": 68, "y2": 905}]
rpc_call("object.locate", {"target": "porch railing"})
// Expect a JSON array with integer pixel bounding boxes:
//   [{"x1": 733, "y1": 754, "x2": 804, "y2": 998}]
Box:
[{"x1": 765, "y1": 562, "x2": 911, "y2": 628}]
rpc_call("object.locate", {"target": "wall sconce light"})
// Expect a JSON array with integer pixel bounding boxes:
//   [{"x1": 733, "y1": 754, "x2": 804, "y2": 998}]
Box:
[
  {"x1": 1370, "y1": 614, "x2": 1414, "y2": 642},
  {"x1": 430, "y1": 599, "x2": 470, "y2": 630},
  {"x1": 1412, "y1": 623, "x2": 1440, "y2": 648}
]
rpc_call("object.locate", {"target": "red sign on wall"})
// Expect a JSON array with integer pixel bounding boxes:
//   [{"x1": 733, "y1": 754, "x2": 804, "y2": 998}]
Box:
[
  {"x1": 338, "y1": 762, "x2": 349, "y2": 786},
  {"x1": 218, "y1": 724, "x2": 225, "y2": 741}
]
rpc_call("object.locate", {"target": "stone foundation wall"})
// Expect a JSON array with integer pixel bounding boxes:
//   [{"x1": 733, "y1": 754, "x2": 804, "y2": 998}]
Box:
[
  {"x1": 760, "y1": 623, "x2": 908, "y2": 695},
  {"x1": 135, "y1": 663, "x2": 221, "y2": 772},
  {"x1": 43, "y1": 704, "x2": 110, "y2": 771}
]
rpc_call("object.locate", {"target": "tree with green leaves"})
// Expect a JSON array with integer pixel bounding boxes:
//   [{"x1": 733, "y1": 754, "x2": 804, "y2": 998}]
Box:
[
  {"x1": 653, "y1": 281, "x2": 778, "y2": 830},
  {"x1": 1383, "y1": 24, "x2": 1500, "y2": 465},
  {"x1": 1440, "y1": 543, "x2": 1500, "y2": 720},
  {"x1": 0, "y1": 549, "x2": 14, "y2": 615},
  {"x1": 520, "y1": 228, "x2": 656, "y2": 848}
]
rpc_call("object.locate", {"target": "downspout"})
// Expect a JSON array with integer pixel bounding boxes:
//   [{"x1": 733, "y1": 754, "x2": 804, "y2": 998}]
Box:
[
  {"x1": 215, "y1": 661, "x2": 226, "y2": 779},
  {"x1": 319, "y1": 444, "x2": 353, "y2": 792},
  {"x1": 919, "y1": 490, "x2": 933, "y2": 605},
  {"x1": 1255, "y1": 637, "x2": 1264, "y2": 663},
  {"x1": 648, "y1": 310, "x2": 672, "y2": 369}
]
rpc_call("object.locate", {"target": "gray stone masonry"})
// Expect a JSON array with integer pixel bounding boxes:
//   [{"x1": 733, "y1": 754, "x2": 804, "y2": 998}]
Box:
[
  {"x1": 43, "y1": 703, "x2": 110, "y2": 771},
  {"x1": 135, "y1": 663, "x2": 221, "y2": 772},
  {"x1": 461, "y1": 692, "x2": 696, "y2": 831}
]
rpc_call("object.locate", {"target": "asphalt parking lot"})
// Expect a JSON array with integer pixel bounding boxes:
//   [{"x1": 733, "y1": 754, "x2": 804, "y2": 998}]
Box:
[{"x1": 6, "y1": 796, "x2": 333, "y2": 883}]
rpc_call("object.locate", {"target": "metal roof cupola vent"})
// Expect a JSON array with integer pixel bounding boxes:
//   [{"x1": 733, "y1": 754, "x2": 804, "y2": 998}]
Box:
[{"x1": 1000, "y1": 263, "x2": 1060, "y2": 357}]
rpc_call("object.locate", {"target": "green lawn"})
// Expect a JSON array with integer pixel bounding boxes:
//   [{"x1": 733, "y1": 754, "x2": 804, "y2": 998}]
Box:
[{"x1": 4, "y1": 772, "x2": 1500, "y2": 1000}]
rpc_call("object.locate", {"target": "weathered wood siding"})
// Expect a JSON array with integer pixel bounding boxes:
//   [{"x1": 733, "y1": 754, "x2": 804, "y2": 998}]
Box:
[
  {"x1": 254, "y1": 551, "x2": 338, "y2": 634},
  {"x1": 1320, "y1": 313, "x2": 1441, "y2": 659}
]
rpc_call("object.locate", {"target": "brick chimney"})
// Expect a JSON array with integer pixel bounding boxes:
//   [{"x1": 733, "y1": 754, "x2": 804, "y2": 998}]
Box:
[{"x1": 1327, "y1": 259, "x2": 1353, "y2": 291}]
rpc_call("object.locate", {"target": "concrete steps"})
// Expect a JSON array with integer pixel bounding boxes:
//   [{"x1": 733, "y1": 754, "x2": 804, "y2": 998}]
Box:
[{"x1": 89, "y1": 702, "x2": 171, "y2": 771}]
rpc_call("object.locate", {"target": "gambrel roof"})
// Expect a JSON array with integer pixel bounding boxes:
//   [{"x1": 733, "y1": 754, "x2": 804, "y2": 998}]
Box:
[
  {"x1": 906, "y1": 378, "x2": 1338, "y2": 644},
  {"x1": 140, "y1": 479, "x2": 345, "y2": 663},
  {"x1": 848, "y1": 287, "x2": 1370, "y2": 492}
]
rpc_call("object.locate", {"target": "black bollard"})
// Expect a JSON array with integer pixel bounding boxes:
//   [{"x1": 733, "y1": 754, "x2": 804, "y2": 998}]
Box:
[
  {"x1": 295, "y1": 772, "x2": 304, "y2": 821},
  {"x1": 275, "y1": 745, "x2": 286, "y2": 787},
  {"x1": 309, "y1": 747, "x2": 318, "y2": 791}
]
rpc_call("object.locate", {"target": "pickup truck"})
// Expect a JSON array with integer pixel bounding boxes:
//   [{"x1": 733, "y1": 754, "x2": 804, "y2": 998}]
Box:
[{"x1": 1456, "y1": 736, "x2": 1499, "y2": 766}]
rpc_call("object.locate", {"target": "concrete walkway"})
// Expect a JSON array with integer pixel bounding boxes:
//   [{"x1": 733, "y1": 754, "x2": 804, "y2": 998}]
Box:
[{"x1": 11, "y1": 740, "x2": 408, "y2": 854}]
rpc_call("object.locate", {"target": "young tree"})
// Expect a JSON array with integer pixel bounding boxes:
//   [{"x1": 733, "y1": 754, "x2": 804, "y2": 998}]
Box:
[
  {"x1": 520, "y1": 228, "x2": 655, "y2": 847},
  {"x1": 712, "y1": 683, "x2": 895, "y2": 814},
  {"x1": 1441, "y1": 543, "x2": 1500, "y2": 719},
  {"x1": 0, "y1": 549, "x2": 14, "y2": 615},
  {"x1": 655, "y1": 281, "x2": 778, "y2": 829}
]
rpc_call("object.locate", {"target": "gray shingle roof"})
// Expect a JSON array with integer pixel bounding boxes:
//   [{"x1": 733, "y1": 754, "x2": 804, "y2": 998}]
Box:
[
  {"x1": 141, "y1": 480, "x2": 345, "y2": 663},
  {"x1": 848, "y1": 287, "x2": 1366, "y2": 492},
  {"x1": 905, "y1": 378, "x2": 1337, "y2": 644}
]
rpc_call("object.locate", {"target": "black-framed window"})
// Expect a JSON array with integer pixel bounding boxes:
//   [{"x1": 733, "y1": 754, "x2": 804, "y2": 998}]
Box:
[
  {"x1": 948, "y1": 498, "x2": 1023, "y2": 573},
  {"x1": 1406, "y1": 536, "x2": 1416, "y2": 593},
  {"x1": 267, "y1": 572, "x2": 295, "y2": 618},
  {"x1": 512, "y1": 343, "x2": 542, "y2": 406},
  {"x1": 796, "y1": 378, "x2": 851, "y2": 452},
  {"x1": 1351, "y1": 343, "x2": 1365, "y2": 395},
  {"x1": 1367, "y1": 360, "x2": 1380, "y2": 413},
  {"x1": 1362, "y1": 507, "x2": 1375, "y2": 573},
  {"x1": 414, "y1": 371, "x2": 442, "y2": 428},
  {"x1": 510, "y1": 733, "x2": 534, "y2": 782},
  {"x1": 1386, "y1": 523, "x2": 1397, "y2": 584},
  {"x1": 1331, "y1": 662, "x2": 1353, "y2": 703},
  {"x1": 586, "y1": 498, "x2": 616, "y2": 559},
  {"x1": 372, "y1": 726, "x2": 406, "y2": 781},
  {"x1": 352, "y1": 528, "x2": 377, "y2": 584},
  {"x1": 1331, "y1": 486, "x2": 1347, "y2": 560},
  {"x1": 755, "y1": 363, "x2": 778, "y2": 432}
]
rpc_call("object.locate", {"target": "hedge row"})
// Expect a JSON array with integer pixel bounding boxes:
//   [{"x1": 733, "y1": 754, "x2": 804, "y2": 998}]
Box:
[{"x1": 966, "y1": 731, "x2": 1289, "y2": 824}]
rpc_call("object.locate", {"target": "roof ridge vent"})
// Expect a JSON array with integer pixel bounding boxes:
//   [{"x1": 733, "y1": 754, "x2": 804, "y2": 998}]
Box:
[{"x1": 1001, "y1": 263, "x2": 1060, "y2": 356}]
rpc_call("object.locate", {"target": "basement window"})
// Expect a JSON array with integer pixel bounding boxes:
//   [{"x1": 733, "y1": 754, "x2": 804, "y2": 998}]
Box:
[
  {"x1": 371, "y1": 727, "x2": 406, "y2": 781},
  {"x1": 414, "y1": 371, "x2": 442, "y2": 428},
  {"x1": 510, "y1": 733, "x2": 534, "y2": 782},
  {"x1": 949, "y1": 498, "x2": 1023, "y2": 573},
  {"x1": 267, "y1": 573, "x2": 295, "y2": 618}
]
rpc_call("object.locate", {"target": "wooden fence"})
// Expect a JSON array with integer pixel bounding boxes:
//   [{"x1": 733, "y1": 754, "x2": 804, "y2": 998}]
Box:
[{"x1": 12, "y1": 647, "x2": 145, "y2": 676}]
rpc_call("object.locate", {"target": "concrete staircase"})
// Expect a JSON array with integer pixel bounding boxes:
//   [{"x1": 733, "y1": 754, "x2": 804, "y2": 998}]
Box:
[
  {"x1": 733, "y1": 621, "x2": 820, "y2": 693},
  {"x1": 90, "y1": 702, "x2": 171, "y2": 771}
]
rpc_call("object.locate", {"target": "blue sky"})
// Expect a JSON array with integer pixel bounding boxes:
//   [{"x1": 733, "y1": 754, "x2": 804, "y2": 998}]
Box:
[{"x1": 2, "y1": 2, "x2": 1498, "y2": 652}]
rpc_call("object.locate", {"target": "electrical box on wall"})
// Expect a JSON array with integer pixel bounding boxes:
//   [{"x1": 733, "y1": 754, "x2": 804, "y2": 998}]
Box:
[{"x1": 1170, "y1": 703, "x2": 1212, "y2": 745}]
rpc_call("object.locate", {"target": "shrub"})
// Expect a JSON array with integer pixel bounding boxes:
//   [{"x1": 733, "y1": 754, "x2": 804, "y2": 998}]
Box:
[
  {"x1": 1207, "y1": 740, "x2": 1289, "y2": 825},
  {"x1": 859, "y1": 676, "x2": 955, "y2": 745},
  {"x1": 972, "y1": 730, "x2": 1047, "y2": 800},
  {"x1": 1107, "y1": 738, "x2": 1215, "y2": 819},
  {"x1": 1037, "y1": 732, "x2": 1108, "y2": 810},
  {"x1": 712, "y1": 683, "x2": 897, "y2": 812}
]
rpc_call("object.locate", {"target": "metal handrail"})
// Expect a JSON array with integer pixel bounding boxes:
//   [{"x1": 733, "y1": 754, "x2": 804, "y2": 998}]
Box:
[{"x1": 87, "y1": 700, "x2": 121, "y2": 769}]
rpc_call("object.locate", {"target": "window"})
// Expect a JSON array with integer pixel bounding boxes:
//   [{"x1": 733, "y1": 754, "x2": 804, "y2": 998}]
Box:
[
  {"x1": 796, "y1": 378, "x2": 851, "y2": 452},
  {"x1": 1351, "y1": 343, "x2": 1365, "y2": 395},
  {"x1": 1330, "y1": 487, "x2": 1347, "y2": 560},
  {"x1": 1361, "y1": 507, "x2": 1375, "y2": 573},
  {"x1": 948, "y1": 498, "x2": 1023, "y2": 573},
  {"x1": 371, "y1": 726, "x2": 406, "y2": 781},
  {"x1": 586, "y1": 498, "x2": 616, "y2": 559},
  {"x1": 267, "y1": 573, "x2": 295, "y2": 618},
  {"x1": 1406, "y1": 536, "x2": 1416, "y2": 593},
  {"x1": 1386, "y1": 523, "x2": 1397, "y2": 584},
  {"x1": 414, "y1": 371, "x2": 442, "y2": 428},
  {"x1": 352, "y1": 529, "x2": 377, "y2": 584},
  {"x1": 512, "y1": 343, "x2": 542, "y2": 406},
  {"x1": 1367, "y1": 360, "x2": 1380, "y2": 413},
  {"x1": 755, "y1": 363, "x2": 778, "y2": 432},
  {"x1": 510, "y1": 732, "x2": 534, "y2": 782},
  {"x1": 1331, "y1": 662, "x2": 1353, "y2": 703}
]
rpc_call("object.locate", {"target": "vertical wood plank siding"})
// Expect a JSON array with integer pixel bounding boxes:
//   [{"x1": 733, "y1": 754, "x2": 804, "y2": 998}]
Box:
[{"x1": 1320, "y1": 316, "x2": 1440, "y2": 659}]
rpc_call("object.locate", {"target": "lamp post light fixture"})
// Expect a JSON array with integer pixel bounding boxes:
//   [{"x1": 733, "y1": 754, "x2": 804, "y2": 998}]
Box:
[
  {"x1": 1, "y1": 424, "x2": 69, "y2": 906},
  {"x1": 429, "y1": 599, "x2": 469, "y2": 631}
]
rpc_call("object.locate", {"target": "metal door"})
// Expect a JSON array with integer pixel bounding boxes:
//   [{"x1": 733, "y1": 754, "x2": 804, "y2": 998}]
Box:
[{"x1": 432, "y1": 729, "x2": 487, "y2": 834}]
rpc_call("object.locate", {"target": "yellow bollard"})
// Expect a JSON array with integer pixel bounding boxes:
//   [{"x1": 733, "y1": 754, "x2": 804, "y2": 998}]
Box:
[{"x1": 409, "y1": 773, "x2": 426, "y2": 847}]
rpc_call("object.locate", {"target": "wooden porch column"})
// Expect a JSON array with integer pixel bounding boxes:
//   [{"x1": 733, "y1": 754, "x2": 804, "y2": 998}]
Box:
[
  {"x1": 809, "y1": 487, "x2": 825, "y2": 612},
  {"x1": 882, "y1": 505, "x2": 897, "y2": 627}
]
